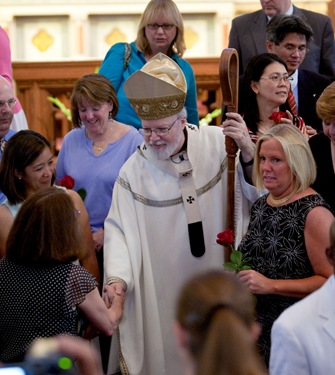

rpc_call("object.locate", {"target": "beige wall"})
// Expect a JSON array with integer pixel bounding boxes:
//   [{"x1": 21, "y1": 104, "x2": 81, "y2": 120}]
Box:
[{"x1": 0, "y1": 0, "x2": 332, "y2": 61}]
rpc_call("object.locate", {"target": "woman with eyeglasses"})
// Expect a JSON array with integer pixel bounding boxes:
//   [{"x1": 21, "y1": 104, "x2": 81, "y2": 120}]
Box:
[
  {"x1": 99, "y1": 0, "x2": 199, "y2": 129},
  {"x1": 222, "y1": 53, "x2": 307, "y2": 180}
]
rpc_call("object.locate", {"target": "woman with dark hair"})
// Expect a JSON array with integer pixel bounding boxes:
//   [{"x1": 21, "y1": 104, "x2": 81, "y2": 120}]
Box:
[
  {"x1": 242, "y1": 53, "x2": 305, "y2": 138},
  {"x1": 175, "y1": 270, "x2": 266, "y2": 375},
  {"x1": 0, "y1": 130, "x2": 99, "y2": 285},
  {"x1": 0, "y1": 187, "x2": 124, "y2": 363},
  {"x1": 222, "y1": 53, "x2": 306, "y2": 179},
  {"x1": 99, "y1": 0, "x2": 198, "y2": 128}
]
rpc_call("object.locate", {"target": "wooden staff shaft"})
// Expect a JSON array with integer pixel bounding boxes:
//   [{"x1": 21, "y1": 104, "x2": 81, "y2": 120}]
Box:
[{"x1": 219, "y1": 48, "x2": 239, "y2": 262}]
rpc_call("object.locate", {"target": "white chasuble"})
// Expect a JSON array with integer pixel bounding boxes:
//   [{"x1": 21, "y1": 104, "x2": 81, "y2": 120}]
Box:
[{"x1": 104, "y1": 124, "x2": 258, "y2": 375}]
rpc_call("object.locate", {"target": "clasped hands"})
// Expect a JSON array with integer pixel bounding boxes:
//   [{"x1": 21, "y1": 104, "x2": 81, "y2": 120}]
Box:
[{"x1": 103, "y1": 282, "x2": 125, "y2": 329}]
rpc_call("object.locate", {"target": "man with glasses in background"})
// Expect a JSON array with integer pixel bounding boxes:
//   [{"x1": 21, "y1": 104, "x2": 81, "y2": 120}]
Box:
[
  {"x1": 0, "y1": 75, "x2": 16, "y2": 203},
  {"x1": 229, "y1": 0, "x2": 335, "y2": 78},
  {"x1": 102, "y1": 53, "x2": 258, "y2": 375},
  {"x1": 266, "y1": 14, "x2": 332, "y2": 134}
]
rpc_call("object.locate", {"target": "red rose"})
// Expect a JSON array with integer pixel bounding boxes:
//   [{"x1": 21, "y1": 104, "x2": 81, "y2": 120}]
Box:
[
  {"x1": 216, "y1": 229, "x2": 234, "y2": 247},
  {"x1": 269, "y1": 111, "x2": 287, "y2": 125},
  {"x1": 59, "y1": 175, "x2": 75, "y2": 189}
]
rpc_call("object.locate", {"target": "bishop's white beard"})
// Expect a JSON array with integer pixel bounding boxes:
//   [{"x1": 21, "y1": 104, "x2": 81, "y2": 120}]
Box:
[{"x1": 147, "y1": 128, "x2": 184, "y2": 160}]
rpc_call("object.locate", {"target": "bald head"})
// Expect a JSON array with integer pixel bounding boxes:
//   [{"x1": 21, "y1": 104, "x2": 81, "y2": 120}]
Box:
[
  {"x1": 0, "y1": 75, "x2": 13, "y2": 91},
  {"x1": 0, "y1": 75, "x2": 15, "y2": 139}
]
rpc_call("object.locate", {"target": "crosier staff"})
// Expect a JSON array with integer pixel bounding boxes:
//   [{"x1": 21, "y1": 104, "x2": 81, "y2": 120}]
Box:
[{"x1": 219, "y1": 48, "x2": 239, "y2": 262}]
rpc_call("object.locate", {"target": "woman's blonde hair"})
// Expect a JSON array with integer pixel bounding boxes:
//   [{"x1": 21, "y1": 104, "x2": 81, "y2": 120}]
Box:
[
  {"x1": 252, "y1": 124, "x2": 316, "y2": 193},
  {"x1": 316, "y1": 81, "x2": 335, "y2": 122},
  {"x1": 176, "y1": 270, "x2": 265, "y2": 375},
  {"x1": 136, "y1": 0, "x2": 186, "y2": 57}
]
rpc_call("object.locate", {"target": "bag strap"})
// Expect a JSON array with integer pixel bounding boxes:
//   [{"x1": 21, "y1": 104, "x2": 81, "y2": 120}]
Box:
[{"x1": 123, "y1": 43, "x2": 131, "y2": 71}]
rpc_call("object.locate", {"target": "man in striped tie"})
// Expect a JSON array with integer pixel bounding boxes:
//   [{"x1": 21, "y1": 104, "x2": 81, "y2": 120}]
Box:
[
  {"x1": 0, "y1": 75, "x2": 16, "y2": 203},
  {"x1": 266, "y1": 14, "x2": 332, "y2": 135}
]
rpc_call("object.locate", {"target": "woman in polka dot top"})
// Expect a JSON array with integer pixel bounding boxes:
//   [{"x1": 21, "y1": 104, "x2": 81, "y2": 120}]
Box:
[{"x1": 0, "y1": 187, "x2": 124, "y2": 363}]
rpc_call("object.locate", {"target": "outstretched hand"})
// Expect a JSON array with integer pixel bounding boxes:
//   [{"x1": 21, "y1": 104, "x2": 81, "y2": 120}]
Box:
[
  {"x1": 92, "y1": 228, "x2": 104, "y2": 252},
  {"x1": 103, "y1": 283, "x2": 125, "y2": 328},
  {"x1": 305, "y1": 125, "x2": 317, "y2": 138}
]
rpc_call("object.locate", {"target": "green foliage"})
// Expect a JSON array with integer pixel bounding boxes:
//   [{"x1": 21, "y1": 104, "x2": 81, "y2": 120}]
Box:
[
  {"x1": 77, "y1": 188, "x2": 87, "y2": 201},
  {"x1": 224, "y1": 249, "x2": 251, "y2": 273},
  {"x1": 47, "y1": 96, "x2": 72, "y2": 122},
  {"x1": 199, "y1": 108, "x2": 222, "y2": 126}
]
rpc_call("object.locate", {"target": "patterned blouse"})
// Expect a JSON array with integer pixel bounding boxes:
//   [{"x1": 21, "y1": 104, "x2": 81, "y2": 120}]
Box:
[
  {"x1": 0, "y1": 258, "x2": 97, "y2": 363},
  {"x1": 238, "y1": 193, "x2": 331, "y2": 366}
]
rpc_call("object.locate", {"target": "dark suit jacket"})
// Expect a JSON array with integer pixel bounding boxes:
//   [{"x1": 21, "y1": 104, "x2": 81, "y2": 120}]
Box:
[
  {"x1": 228, "y1": 5, "x2": 335, "y2": 77},
  {"x1": 309, "y1": 133, "x2": 335, "y2": 212},
  {"x1": 297, "y1": 70, "x2": 331, "y2": 131}
]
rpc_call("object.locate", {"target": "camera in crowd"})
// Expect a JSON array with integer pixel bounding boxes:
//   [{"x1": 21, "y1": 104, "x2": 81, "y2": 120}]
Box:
[{"x1": 0, "y1": 352, "x2": 78, "y2": 375}]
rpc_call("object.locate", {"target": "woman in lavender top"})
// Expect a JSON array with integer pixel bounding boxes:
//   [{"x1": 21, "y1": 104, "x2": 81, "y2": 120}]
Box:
[{"x1": 56, "y1": 73, "x2": 143, "y2": 264}]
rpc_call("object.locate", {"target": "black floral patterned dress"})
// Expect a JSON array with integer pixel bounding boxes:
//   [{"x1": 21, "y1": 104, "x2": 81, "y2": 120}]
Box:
[{"x1": 238, "y1": 193, "x2": 332, "y2": 366}]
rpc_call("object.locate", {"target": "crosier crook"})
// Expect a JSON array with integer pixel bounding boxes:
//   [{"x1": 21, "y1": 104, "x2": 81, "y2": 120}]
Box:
[{"x1": 219, "y1": 48, "x2": 239, "y2": 262}]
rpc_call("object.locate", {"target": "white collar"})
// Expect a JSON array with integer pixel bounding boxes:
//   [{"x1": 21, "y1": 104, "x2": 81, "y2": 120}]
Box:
[
  {"x1": 290, "y1": 69, "x2": 298, "y2": 91},
  {"x1": 267, "y1": 3, "x2": 293, "y2": 21}
]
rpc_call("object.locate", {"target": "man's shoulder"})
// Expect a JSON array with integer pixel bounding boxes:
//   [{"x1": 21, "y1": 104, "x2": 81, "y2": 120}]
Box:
[
  {"x1": 275, "y1": 277, "x2": 332, "y2": 329},
  {"x1": 294, "y1": 5, "x2": 331, "y2": 22},
  {"x1": 190, "y1": 124, "x2": 224, "y2": 139},
  {"x1": 118, "y1": 147, "x2": 142, "y2": 171},
  {"x1": 188, "y1": 125, "x2": 227, "y2": 159},
  {"x1": 5, "y1": 129, "x2": 16, "y2": 140},
  {"x1": 299, "y1": 69, "x2": 331, "y2": 84},
  {"x1": 231, "y1": 9, "x2": 263, "y2": 25}
]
